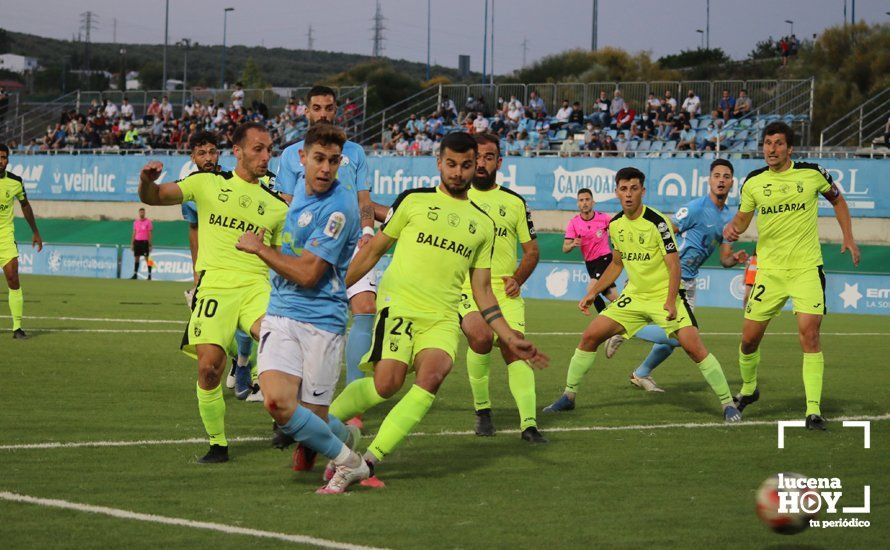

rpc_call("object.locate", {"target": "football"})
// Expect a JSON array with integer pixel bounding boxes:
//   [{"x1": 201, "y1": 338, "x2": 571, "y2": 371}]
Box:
[{"x1": 756, "y1": 473, "x2": 817, "y2": 535}]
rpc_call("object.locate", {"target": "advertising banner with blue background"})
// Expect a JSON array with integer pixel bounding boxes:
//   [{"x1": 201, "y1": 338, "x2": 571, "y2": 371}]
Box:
[
  {"x1": 16, "y1": 243, "x2": 890, "y2": 316},
  {"x1": 9, "y1": 155, "x2": 888, "y2": 217}
]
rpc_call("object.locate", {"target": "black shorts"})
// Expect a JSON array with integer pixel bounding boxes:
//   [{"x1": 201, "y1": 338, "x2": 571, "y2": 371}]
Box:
[
  {"x1": 133, "y1": 240, "x2": 150, "y2": 257},
  {"x1": 585, "y1": 254, "x2": 616, "y2": 289}
]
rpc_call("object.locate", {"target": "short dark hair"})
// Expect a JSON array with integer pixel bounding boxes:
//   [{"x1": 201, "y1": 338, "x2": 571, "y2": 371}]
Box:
[
  {"x1": 307, "y1": 85, "x2": 337, "y2": 104},
  {"x1": 303, "y1": 122, "x2": 347, "y2": 151},
  {"x1": 577, "y1": 188, "x2": 592, "y2": 198},
  {"x1": 474, "y1": 132, "x2": 501, "y2": 157},
  {"x1": 762, "y1": 121, "x2": 794, "y2": 145},
  {"x1": 615, "y1": 166, "x2": 646, "y2": 186},
  {"x1": 231, "y1": 122, "x2": 269, "y2": 147},
  {"x1": 189, "y1": 131, "x2": 218, "y2": 150},
  {"x1": 0, "y1": 144, "x2": 8, "y2": 154},
  {"x1": 709, "y1": 159, "x2": 734, "y2": 174},
  {"x1": 439, "y1": 132, "x2": 478, "y2": 157}
]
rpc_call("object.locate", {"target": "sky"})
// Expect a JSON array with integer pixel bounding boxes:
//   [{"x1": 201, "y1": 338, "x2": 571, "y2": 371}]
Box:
[{"x1": 3, "y1": 0, "x2": 888, "y2": 73}]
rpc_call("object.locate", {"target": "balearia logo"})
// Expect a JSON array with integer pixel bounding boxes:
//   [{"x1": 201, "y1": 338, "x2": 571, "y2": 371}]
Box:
[{"x1": 552, "y1": 166, "x2": 616, "y2": 204}]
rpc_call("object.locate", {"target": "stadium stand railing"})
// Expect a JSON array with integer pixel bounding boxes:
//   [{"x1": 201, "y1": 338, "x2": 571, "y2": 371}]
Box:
[
  {"x1": 819, "y1": 87, "x2": 890, "y2": 152},
  {"x1": 0, "y1": 90, "x2": 80, "y2": 146},
  {"x1": 356, "y1": 79, "x2": 816, "y2": 158}
]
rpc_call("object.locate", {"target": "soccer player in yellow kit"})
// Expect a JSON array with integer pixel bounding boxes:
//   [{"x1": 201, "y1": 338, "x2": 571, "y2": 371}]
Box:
[
  {"x1": 319, "y1": 132, "x2": 547, "y2": 493},
  {"x1": 458, "y1": 132, "x2": 545, "y2": 442},
  {"x1": 138, "y1": 122, "x2": 288, "y2": 462},
  {"x1": 724, "y1": 122, "x2": 859, "y2": 430},
  {"x1": 0, "y1": 144, "x2": 42, "y2": 339},
  {"x1": 545, "y1": 167, "x2": 741, "y2": 422}
]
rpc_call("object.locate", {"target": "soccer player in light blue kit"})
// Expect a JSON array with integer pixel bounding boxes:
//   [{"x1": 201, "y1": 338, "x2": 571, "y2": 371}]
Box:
[
  {"x1": 608, "y1": 159, "x2": 748, "y2": 392},
  {"x1": 277, "y1": 86, "x2": 382, "y2": 433},
  {"x1": 235, "y1": 123, "x2": 370, "y2": 493}
]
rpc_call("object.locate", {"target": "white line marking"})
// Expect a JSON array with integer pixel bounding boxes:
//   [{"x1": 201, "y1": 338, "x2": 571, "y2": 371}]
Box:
[
  {"x1": 842, "y1": 420, "x2": 871, "y2": 449},
  {"x1": 1, "y1": 315, "x2": 183, "y2": 324},
  {"x1": 3, "y1": 414, "x2": 887, "y2": 452},
  {"x1": 525, "y1": 332, "x2": 890, "y2": 336},
  {"x1": 0, "y1": 492, "x2": 385, "y2": 550},
  {"x1": 30, "y1": 329, "x2": 183, "y2": 334},
  {"x1": 777, "y1": 420, "x2": 807, "y2": 448}
]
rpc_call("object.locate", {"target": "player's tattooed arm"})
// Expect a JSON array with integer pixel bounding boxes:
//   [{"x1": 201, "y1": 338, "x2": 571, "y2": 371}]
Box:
[
  {"x1": 236, "y1": 228, "x2": 328, "y2": 287},
  {"x1": 470, "y1": 267, "x2": 548, "y2": 369},
  {"x1": 139, "y1": 161, "x2": 183, "y2": 206},
  {"x1": 372, "y1": 201, "x2": 390, "y2": 223}
]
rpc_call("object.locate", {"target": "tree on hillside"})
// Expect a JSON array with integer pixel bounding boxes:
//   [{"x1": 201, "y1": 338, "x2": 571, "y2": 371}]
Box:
[
  {"x1": 327, "y1": 60, "x2": 422, "y2": 113},
  {"x1": 514, "y1": 48, "x2": 680, "y2": 83},
  {"x1": 239, "y1": 57, "x2": 269, "y2": 89}
]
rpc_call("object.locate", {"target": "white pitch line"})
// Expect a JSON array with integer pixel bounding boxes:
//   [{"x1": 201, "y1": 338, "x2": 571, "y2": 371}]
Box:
[
  {"x1": 29, "y1": 328, "x2": 183, "y2": 334},
  {"x1": 3, "y1": 414, "x2": 887, "y2": 452},
  {"x1": 526, "y1": 332, "x2": 890, "y2": 336},
  {"x1": 0, "y1": 492, "x2": 386, "y2": 550},
  {"x1": 0, "y1": 315, "x2": 183, "y2": 324}
]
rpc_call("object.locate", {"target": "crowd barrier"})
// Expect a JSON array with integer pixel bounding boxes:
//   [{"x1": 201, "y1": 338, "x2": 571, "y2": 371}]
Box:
[
  {"x1": 16, "y1": 244, "x2": 890, "y2": 316},
  {"x1": 8, "y1": 154, "x2": 889, "y2": 217}
]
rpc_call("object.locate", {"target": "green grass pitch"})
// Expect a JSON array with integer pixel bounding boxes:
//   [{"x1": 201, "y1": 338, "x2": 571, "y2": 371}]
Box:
[{"x1": 1, "y1": 275, "x2": 886, "y2": 548}]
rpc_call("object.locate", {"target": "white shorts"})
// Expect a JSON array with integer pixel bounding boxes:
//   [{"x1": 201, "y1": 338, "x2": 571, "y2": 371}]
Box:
[
  {"x1": 256, "y1": 315, "x2": 345, "y2": 406},
  {"x1": 346, "y1": 244, "x2": 377, "y2": 300},
  {"x1": 682, "y1": 278, "x2": 697, "y2": 310}
]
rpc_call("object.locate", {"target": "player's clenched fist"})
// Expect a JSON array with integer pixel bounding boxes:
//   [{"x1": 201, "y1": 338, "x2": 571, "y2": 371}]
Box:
[
  {"x1": 140, "y1": 161, "x2": 164, "y2": 182},
  {"x1": 236, "y1": 228, "x2": 267, "y2": 254}
]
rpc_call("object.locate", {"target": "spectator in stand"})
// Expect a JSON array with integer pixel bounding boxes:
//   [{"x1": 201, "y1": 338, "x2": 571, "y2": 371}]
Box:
[
  {"x1": 528, "y1": 90, "x2": 546, "y2": 119},
  {"x1": 160, "y1": 96, "x2": 174, "y2": 122},
  {"x1": 677, "y1": 122, "x2": 696, "y2": 150},
  {"x1": 490, "y1": 112, "x2": 507, "y2": 136},
  {"x1": 663, "y1": 89, "x2": 678, "y2": 111},
  {"x1": 732, "y1": 89, "x2": 752, "y2": 118},
  {"x1": 182, "y1": 100, "x2": 195, "y2": 119},
  {"x1": 294, "y1": 98, "x2": 308, "y2": 121},
  {"x1": 583, "y1": 122, "x2": 600, "y2": 151},
  {"x1": 50, "y1": 123, "x2": 66, "y2": 149},
  {"x1": 567, "y1": 101, "x2": 585, "y2": 133},
  {"x1": 120, "y1": 97, "x2": 134, "y2": 121},
  {"x1": 780, "y1": 36, "x2": 790, "y2": 66},
  {"x1": 669, "y1": 112, "x2": 687, "y2": 140},
  {"x1": 609, "y1": 90, "x2": 626, "y2": 121},
  {"x1": 418, "y1": 132, "x2": 434, "y2": 154},
  {"x1": 394, "y1": 135, "x2": 409, "y2": 155},
  {"x1": 231, "y1": 82, "x2": 245, "y2": 109},
  {"x1": 506, "y1": 96, "x2": 523, "y2": 129},
  {"x1": 441, "y1": 95, "x2": 458, "y2": 122},
  {"x1": 145, "y1": 97, "x2": 161, "y2": 124},
  {"x1": 149, "y1": 117, "x2": 165, "y2": 147},
  {"x1": 655, "y1": 101, "x2": 674, "y2": 140},
  {"x1": 633, "y1": 112, "x2": 656, "y2": 140},
  {"x1": 713, "y1": 89, "x2": 735, "y2": 122},
  {"x1": 613, "y1": 101, "x2": 636, "y2": 131},
  {"x1": 699, "y1": 123, "x2": 719, "y2": 151},
  {"x1": 682, "y1": 89, "x2": 701, "y2": 119},
  {"x1": 591, "y1": 90, "x2": 611, "y2": 128},
  {"x1": 555, "y1": 99, "x2": 573, "y2": 126},
  {"x1": 473, "y1": 111, "x2": 490, "y2": 133},
  {"x1": 212, "y1": 103, "x2": 227, "y2": 126},
  {"x1": 559, "y1": 133, "x2": 580, "y2": 157},
  {"x1": 601, "y1": 134, "x2": 617, "y2": 156},
  {"x1": 405, "y1": 113, "x2": 420, "y2": 134},
  {"x1": 103, "y1": 99, "x2": 119, "y2": 119},
  {"x1": 504, "y1": 133, "x2": 520, "y2": 156},
  {"x1": 645, "y1": 93, "x2": 661, "y2": 118}
]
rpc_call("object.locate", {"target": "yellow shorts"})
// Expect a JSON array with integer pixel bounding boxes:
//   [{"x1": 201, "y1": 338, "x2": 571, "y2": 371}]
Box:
[
  {"x1": 0, "y1": 241, "x2": 17, "y2": 268},
  {"x1": 744, "y1": 267, "x2": 826, "y2": 321},
  {"x1": 459, "y1": 287, "x2": 526, "y2": 334},
  {"x1": 360, "y1": 305, "x2": 461, "y2": 373},
  {"x1": 180, "y1": 274, "x2": 270, "y2": 358},
  {"x1": 601, "y1": 290, "x2": 696, "y2": 338}
]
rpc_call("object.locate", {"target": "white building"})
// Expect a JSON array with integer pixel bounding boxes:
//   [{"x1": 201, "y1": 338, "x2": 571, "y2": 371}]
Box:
[{"x1": 0, "y1": 54, "x2": 39, "y2": 74}]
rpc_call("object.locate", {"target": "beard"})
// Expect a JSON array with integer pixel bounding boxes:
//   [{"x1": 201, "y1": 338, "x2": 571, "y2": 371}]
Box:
[
  {"x1": 473, "y1": 167, "x2": 497, "y2": 189},
  {"x1": 442, "y1": 176, "x2": 472, "y2": 197}
]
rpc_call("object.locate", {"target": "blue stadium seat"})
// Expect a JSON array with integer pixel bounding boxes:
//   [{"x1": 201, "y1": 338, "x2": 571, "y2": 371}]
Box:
[
  {"x1": 607, "y1": 129, "x2": 618, "y2": 139},
  {"x1": 723, "y1": 119, "x2": 738, "y2": 129},
  {"x1": 689, "y1": 119, "x2": 700, "y2": 130},
  {"x1": 739, "y1": 118, "x2": 753, "y2": 129},
  {"x1": 730, "y1": 153, "x2": 743, "y2": 160},
  {"x1": 674, "y1": 151, "x2": 690, "y2": 158},
  {"x1": 627, "y1": 139, "x2": 640, "y2": 151},
  {"x1": 702, "y1": 151, "x2": 716, "y2": 160},
  {"x1": 555, "y1": 129, "x2": 568, "y2": 141},
  {"x1": 663, "y1": 140, "x2": 677, "y2": 151},
  {"x1": 745, "y1": 139, "x2": 758, "y2": 151},
  {"x1": 637, "y1": 139, "x2": 652, "y2": 151},
  {"x1": 735, "y1": 130, "x2": 749, "y2": 141}
]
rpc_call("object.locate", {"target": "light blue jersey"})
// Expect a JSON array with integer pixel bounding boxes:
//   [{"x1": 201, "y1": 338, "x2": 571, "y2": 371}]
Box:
[
  {"x1": 277, "y1": 139, "x2": 370, "y2": 198},
  {"x1": 266, "y1": 178, "x2": 360, "y2": 334},
  {"x1": 672, "y1": 195, "x2": 734, "y2": 280}
]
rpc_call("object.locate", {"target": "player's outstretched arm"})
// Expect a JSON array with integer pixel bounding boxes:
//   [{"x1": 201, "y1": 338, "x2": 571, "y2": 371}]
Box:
[
  {"x1": 579, "y1": 254, "x2": 623, "y2": 314},
  {"x1": 719, "y1": 243, "x2": 748, "y2": 267},
  {"x1": 139, "y1": 161, "x2": 183, "y2": 206},
  {"x1": 346, "y1": 231, "x2": 393, "y2": 287},
  {"x1": 826, "y1": 193, "x2": 860, "y2": 267},
  {"x1": 470, "y1": 267, "x2": 548, "y2": 369},
  {"x1": 723, "y1": 210, "x2": 754, "y2": 242},
  {"x1": 236, "y1": 228, "x2": 329, "y2": 287},
  {"x1": 662, "y1": 252, "x2": 680, "y2": 321},
  {"x1": 18, "y1": 198, "x2": 42, "y2": 252},
  {"x1": 504, "y1": 240, "x2": 540, "y2": 297},
  {"x1": 372, "y1": 201, "x2": 390, "y2": 223}
]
